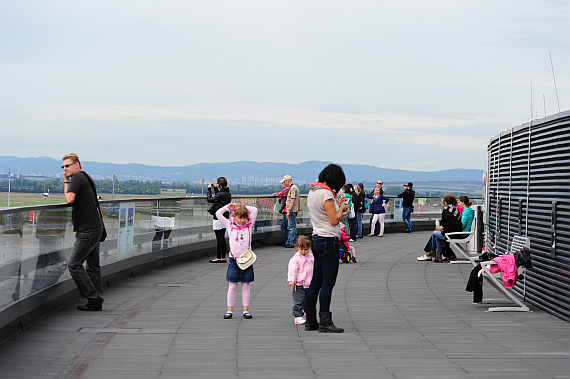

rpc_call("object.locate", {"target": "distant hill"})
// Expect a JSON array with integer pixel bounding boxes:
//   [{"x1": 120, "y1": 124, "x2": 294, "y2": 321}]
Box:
[{"x1": 0, "y1": 156, "x2": 484, "y2": 187}]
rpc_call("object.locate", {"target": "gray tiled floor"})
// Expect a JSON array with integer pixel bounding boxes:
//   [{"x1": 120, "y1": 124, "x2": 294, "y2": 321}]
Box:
[{"x1": 1, "y1": 231, "x2": 569, "y2": 379}]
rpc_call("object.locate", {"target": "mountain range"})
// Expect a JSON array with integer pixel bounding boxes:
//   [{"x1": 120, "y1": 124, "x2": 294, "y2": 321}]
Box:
[{"x1": 0, "y1": 155, "x2": 484, "y2": 186}]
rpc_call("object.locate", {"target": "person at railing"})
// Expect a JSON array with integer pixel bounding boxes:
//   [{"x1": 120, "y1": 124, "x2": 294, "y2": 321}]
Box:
[
  {"x1": 216, "y1": 203, "x2": 258, "y2": 319},
  {"x1": 272, "y1": 181, "x2": 290, "y2": 247},
  {"x1": 398, "y1": 182, "x2": 415, "y2": 233},
  {"x1": 417, "y1": 194, "x2": 463, "y2": 263},
  {"x1": 305, "y1": 164, "x2": 348, "y2": 333},
  {"x1": 353, "y1": 183, "x2": 366, "y2": 239},
  {"x1": 62, "y1": 153, "x2": 105, "y2": 311},
  {"x1": 282, "y1": 175, "x2": 299, "y2": 248},
  {"x1": 366, "y1": 188, "x2": 390, "y2": 237},
  {"x1": 207, "y1": 177, "x2": 231, "y2": 263},
  {"x1": 368, "y1": 180, "x2": 384, "y2": 235}
]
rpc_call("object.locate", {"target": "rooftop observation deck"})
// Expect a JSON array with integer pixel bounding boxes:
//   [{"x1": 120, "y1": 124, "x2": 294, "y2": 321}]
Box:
[{"x1": 1, "y1": 231, "x2": 569, "y2": 379}]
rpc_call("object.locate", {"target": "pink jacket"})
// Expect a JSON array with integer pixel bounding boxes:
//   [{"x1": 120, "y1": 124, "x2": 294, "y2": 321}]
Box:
[
  {"x1": 287, "y1": 251, "x2": 314, "y2": 288},
  {"x1": 489, "y1": 254, "x2": 518, "y2": 288}
]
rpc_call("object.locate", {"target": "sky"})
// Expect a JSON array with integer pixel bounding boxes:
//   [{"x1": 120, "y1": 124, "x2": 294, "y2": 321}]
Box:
[{"x1": 1, "y1": 0, "x2": 569, "y2": 172}]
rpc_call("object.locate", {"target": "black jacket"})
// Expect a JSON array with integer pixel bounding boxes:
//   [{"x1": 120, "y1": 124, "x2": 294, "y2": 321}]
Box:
[
  {"x1": 354, "y1": 192, "x2": 366, "y2": 213},
  {"x1": 440, "y1": 205, "x2": 462, "y2": 236},
  {"x1": 397, "y1": 189, "x2": 415, "y2": 208},
  {"x1": 207, "y1": 187, "x2": 231, "y2": 220}
]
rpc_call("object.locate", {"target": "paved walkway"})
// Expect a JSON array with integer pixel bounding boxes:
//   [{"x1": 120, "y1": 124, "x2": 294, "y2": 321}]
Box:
[{"x1": 1, "y1": 231, "x2": 569, "y2": 379}]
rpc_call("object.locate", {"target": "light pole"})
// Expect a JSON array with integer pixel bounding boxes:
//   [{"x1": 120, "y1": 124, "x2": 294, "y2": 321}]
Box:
[
  {"x1": 7, "y1": 169, "x2": 11, "y2": 207},
  {"x1": 202, "y1": 179, "x2": 204, "y2": 194},
  {"x1": 112, "y1": 174, "x2": 115, "y2": 200}
]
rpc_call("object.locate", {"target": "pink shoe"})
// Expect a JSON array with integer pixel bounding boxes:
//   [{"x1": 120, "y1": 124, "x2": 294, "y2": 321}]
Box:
[{"x1": 295, "y1": 316, "x2": 306, "y2": 325}]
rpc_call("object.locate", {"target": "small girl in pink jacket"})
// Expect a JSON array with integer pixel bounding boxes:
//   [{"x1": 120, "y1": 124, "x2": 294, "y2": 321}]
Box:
[{"x1": 287, "y1": 236, "x2": 314, "y2": 325}]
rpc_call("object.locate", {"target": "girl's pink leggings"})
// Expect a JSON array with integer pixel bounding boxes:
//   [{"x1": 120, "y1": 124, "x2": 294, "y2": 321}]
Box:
[{"x1": 227, "y1": 282, "x2": 250, "y2": 307}]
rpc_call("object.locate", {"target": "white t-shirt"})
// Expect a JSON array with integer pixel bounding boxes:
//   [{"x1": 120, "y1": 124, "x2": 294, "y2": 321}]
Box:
[{"x1": 307, "y1": 188, "x2": 340, "y2": 237}]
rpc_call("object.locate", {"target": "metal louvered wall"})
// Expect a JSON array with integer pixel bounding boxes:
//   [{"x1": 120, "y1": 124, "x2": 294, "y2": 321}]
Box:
[{"x1": 486, "y1": 110, "x2": 570, "y2": 322}]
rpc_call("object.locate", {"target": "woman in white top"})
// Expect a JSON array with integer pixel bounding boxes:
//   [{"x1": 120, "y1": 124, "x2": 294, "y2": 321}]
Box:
[{"x1": 305, "y1": 164, "x2": 348, "y2": 333}]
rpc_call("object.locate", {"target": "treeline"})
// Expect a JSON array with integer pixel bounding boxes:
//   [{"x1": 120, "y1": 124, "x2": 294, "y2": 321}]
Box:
[
  {"x1": 1, "y1": 178, "x2": 475, "y2": 197},
  {"x1": 0, "y1": 178, "x2": 307, "y2": 196}
]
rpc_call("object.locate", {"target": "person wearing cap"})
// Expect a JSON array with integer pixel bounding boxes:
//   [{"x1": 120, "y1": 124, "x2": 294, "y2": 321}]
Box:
[
  {"x1": 281, "y1": 175, "x2": 299, "y2": 248},
  {"x1": 397, "y1": 182, "x2": 415, "y2": 233}
]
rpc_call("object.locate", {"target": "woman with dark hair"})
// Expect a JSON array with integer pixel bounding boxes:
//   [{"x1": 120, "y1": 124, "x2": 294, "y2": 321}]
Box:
[
  {"x1": 305, "y1": 164, "x2": 348, "y2": 333},
  {"x1": 354, "y1": 183, "x2": 366, "y2": 239},
  {"x1": 430, "y1": 194, "x2": 462, "y2": 263},
  {"x1": 207, "y1": 177, "x2": 231, "y2": 263},
  {"x1": 458, "y1": 195, "x2": 474, "y2": 232}
]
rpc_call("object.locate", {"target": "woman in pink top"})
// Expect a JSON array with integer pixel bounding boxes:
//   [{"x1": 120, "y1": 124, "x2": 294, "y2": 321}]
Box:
[{"x1": 216, "y1": 203, "x2": 258, "y2": 320}]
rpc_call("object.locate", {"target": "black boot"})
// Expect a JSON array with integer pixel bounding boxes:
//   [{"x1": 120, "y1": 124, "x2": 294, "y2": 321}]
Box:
[
  {"x1": 318, "y1": 311, "x2": 344, "y2": 333},
  {"x1": 305, "y1": 310, "x2": 318, "y2": 331}
]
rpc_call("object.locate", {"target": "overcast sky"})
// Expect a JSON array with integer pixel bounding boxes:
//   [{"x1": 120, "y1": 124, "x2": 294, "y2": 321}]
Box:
[{"x1": 1, "y1": 0, "x2": 568, "y2": 172}]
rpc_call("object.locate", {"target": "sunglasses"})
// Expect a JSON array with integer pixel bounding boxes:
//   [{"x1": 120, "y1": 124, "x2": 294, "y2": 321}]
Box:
[{"x1": 61, "y1": 163, "x2": 74, "y2": 169}]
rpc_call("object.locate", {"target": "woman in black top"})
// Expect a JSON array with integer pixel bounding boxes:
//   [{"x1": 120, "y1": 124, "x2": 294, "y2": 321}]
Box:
[{"x1": 207, "y1": 177, "x2": 231, "y2": 263}]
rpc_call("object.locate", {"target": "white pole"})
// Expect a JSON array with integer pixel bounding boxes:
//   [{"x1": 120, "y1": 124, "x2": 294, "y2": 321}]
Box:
[{"x1": 7, "y1": 169, "x2": 11, "y2": 207}]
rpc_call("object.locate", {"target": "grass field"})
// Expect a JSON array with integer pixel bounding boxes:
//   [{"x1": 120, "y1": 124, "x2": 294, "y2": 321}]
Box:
[{"x1": 0, "y1": 192, "x2": 179, "y2": 208}]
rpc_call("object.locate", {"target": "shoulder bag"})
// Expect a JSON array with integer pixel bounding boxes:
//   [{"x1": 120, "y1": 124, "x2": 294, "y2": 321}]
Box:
[
  {"x1": 234, "y1": 228, "x2": 257, "y2": 270},
  {"x1": 79, "y1": 171, "x2": 107, "y2": 242}
]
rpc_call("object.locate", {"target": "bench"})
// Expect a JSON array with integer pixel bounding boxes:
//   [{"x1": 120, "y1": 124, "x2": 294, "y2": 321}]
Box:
[
  {"x1": 477, "y1": 235, "x2": 531, "y2": 312},
  {"x1": 445, "y1": 211, "x2": 477, "y2": 265}
]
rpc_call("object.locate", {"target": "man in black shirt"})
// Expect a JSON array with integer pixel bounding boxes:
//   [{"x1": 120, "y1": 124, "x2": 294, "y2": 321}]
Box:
[
  {"x1": 397, "y1": 182, "x2": 415, "y2": 233},
  {"x1": 62, "y1": 153, "x2": 104, "y2": 311}
]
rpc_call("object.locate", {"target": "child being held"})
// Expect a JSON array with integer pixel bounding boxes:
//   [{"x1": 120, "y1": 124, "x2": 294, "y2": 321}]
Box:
[
  {"x1": 216, "y1": 202, "x2": 258, "y2": 320},
  {"x1": 287, "y1": 236, "x2": 314, "y2": 325}
]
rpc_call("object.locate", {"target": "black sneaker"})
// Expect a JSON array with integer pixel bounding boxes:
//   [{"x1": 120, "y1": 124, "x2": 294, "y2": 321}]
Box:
[
  {"x1": 275, "y1": 242, "x2": 285, "y2": 246},
  {"x1": 285, "y1": 244, "x2": 295, "y2": 248},
  {"x1": 77, "y1": 295, "x2": 104, "y2": 311},
  {"x1": 404, "y1": 229, "x2": 411, "y2": 233}
]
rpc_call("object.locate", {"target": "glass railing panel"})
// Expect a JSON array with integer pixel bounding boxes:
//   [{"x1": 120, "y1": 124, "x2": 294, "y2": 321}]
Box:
[
  {"x1": 0, "y1": 211, "x2": 23, "y2": 309},
  {"x1": 20, "y1": 208, "x2": 68, "y2": 297},
  {"x1": 133, "y1": 201, "x2": 152, "y2": 256},
  {"x1": 151, "y1": 200, "x2": 180, "y2": 251}
]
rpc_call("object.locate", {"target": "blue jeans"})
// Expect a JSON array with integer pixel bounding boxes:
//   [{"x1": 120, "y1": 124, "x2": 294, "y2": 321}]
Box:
[
  {"x1": 348, "y1": 217, "x2": 357, "y2": 240},
  {"x1": 431, "y1": 230, "x2": 447, "y2": 252},
  {"x1": 292, "y1": 285, "x2": 307, "y2": 317},
  {"x1": 68, "y1": 228, "x2": 103, "y2": 300},
  {"x1": 402, "y1": 207, "x2": 412, "y2": 231},
  {"x1": 369, "y1": 214, "x2": 380, "y2": 235},
  {"x1": 280, "y1": 214, "x2": 288, "y2": 244},
  {"x1": 356, "y1": 212, "x2": 363, "y2": 237},
  {"x1": 286, "y1": 211, "x2": 298, "y2": 245},
  {"x1": 306, "y1": 235, "x2": 340, "y2": 313}
]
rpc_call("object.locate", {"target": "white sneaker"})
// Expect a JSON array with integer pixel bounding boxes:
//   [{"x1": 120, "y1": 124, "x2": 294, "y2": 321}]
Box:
[
  {"x1": 348, "y1": 239, "x2": 355, "y2": 242},
  {"x1": 417, "y1": 254, "x2": 432, "y2": 261},
  {"x1": 295, "y1": 316, "x2": 306, "y2": 325}
]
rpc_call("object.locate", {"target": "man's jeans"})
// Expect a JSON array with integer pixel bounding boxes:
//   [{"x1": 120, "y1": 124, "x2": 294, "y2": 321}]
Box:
[
  {"x1": 402, "y1": 207, "x2": 412, "y2": 231},
  {"x1": 356, "y1": 212, "x2": 363, "y2": 237},
  {"x1": 431, "y1": 230, "x2": 446, "y2": 252},
  {"x1": 306, "y1": 236, "x2": 340, "y2": 313},
  {"x1": 280, "y1": 214, "x2": 289, "y2": 244},
  {"x1": 286, "y1": 211, "x2": 298, "y2": 245},
  {"x1": 68, "y1": 228, "x2": 103, "y2": 300},
  {"x1": 348, "y1": 217, "x2": 357, "y2": 240}
]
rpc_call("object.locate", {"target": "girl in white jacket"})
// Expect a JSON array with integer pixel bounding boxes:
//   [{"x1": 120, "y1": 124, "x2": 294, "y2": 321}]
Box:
[{"x1": 287, "y1": 236, "x2": 314, "y2": 325}]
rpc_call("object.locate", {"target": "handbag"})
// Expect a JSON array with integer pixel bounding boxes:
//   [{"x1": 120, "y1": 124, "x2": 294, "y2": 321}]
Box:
[
  {"x1": 236, "y1": 249, "x2": 257, "y2": 270},
  {"x1": 79, "y1": 171, "x2": 107, "y2": 242},
  {"x1": 233, "y1": 227, "x2": 256, "y2": 270}
]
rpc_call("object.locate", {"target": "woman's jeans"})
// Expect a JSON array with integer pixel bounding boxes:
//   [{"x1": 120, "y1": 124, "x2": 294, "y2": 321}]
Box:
[
  {"x1": 356, "y1": 212, "x2": 363, "y2": 237},
  {"x1": 214, "y1": 228, "x2": 227, "y2": 259},
  {"x1": 431, "y1": 230, "x2": 446, "y2": 252},
  {"x1": 306, "y1": 235, "x2": 340, "y2": 313}
]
